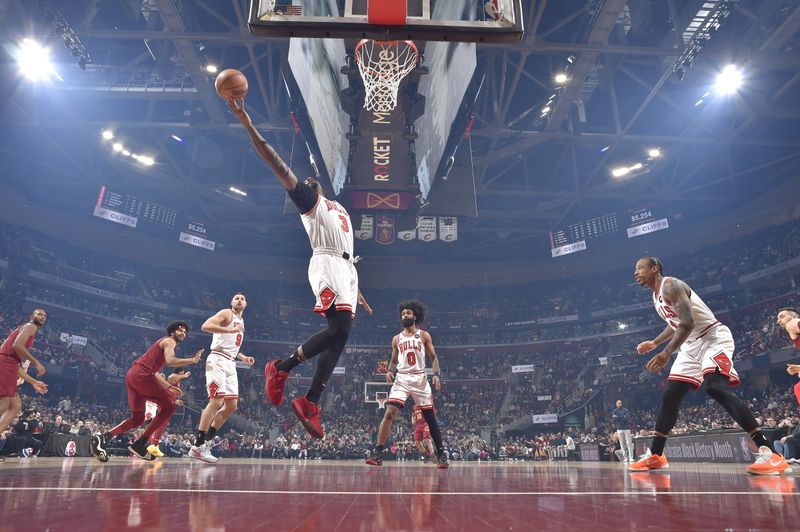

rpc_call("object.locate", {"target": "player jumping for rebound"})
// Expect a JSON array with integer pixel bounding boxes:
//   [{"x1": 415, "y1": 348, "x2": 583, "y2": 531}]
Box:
[
  {"x1": 92, "y1": 322, "x2": 203, "y2": 461},
  {"x1": 367, "y1": 300, "x2": 448, "y2": 469},
  {"x1": 190, "y1": 293, "x2": 254, "y2": 463},
  {"x1": 630, "y1": 257, "x2": 790, "y2": 475},
  {"x1": 227, "y1": 98, "x2": 371, "y2": 439}
]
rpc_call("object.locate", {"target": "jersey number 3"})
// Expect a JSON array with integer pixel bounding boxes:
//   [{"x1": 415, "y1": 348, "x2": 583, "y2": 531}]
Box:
[{"x1": 338, "y1": 215, "x2": 350, "y2": 233}]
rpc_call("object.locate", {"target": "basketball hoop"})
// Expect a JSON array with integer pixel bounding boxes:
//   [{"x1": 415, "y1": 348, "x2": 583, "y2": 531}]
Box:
[
  {"x1": 354, "y1": 39, "x2": 418, "y2": 113},
  {"x1": 376, "y1": 391, "x2": 388, "y2": 410}
]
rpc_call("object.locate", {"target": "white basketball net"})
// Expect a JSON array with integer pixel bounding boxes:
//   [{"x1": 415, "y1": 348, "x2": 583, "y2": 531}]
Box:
[
  {"x1": 355, "y1": 39, "x2": 418, "y2": 113},
  {"x1": 376, "y1": 392, "x2": 388, "y2": 410}
]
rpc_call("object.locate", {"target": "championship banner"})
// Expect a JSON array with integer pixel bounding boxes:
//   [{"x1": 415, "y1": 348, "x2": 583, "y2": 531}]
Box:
[
  {"x1": 375, "y1": 216, "x2": 395, "y2": 245},
  {"x1": 551, "y1": 240, "x2": 586, "y2": 258},
  {"x1": 59, "y1": 333, "x2": 88, "y2": 347},
  {"x1": 398, "y1": 219, "x2": 417, "y2": 241},
  {"x1": 348, "y1": 191, "x2": 416, "y2": 210},
  {"x1": 355, "y1": 215, "x2": 374, "y2": 240},
  {"x1": 438, "y1": 217, "x2": 458, "y2": 242},
  {"x1": 417, "y1": 216, "x2": 437, "y2": 242},
  {"x1": 626, "y1": 218, "x2": 669, "y2": 238},
  {"x1": 511, "y1": 364, "x2": 534, "y2": 374},
  {"x1": 532, "y1": 413, "x2": 558, "y2": 424},
  {"x1": 332, "y1": 366, "x2": 346, "y2": 375}
]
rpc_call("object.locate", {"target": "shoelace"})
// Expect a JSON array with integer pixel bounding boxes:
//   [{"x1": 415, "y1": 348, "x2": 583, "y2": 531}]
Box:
[{"x1": 753, "y1": 451, "x2": 773, "y2": 464}]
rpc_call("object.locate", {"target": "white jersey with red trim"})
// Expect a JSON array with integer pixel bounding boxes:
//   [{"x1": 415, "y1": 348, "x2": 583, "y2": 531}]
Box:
[
  {"x1": 209, "y1": 313, "x2": 244, "y2": 358},
  {"x1": 396, "y1": 330, "x2": 426, "y2": 373},
  {"x1": 300, "y1": 197, "x2": 354, "y2": 257},
  {"x1": 653, "y1": 277, "x2": 720, "y2": 343}
]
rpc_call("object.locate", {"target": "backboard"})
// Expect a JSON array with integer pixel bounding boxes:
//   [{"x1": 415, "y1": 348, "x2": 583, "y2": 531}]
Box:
[{"x1": 249, "y1": 0, "x2": 524, "y2": 43}]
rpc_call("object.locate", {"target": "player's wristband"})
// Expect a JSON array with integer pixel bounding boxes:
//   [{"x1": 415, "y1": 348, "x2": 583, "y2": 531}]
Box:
[{"x1": 433, "y1": 372, "x2": 441, "y2": 377}]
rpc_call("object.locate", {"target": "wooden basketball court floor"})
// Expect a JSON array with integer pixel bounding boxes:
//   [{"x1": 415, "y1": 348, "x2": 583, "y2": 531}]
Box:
[{"x1": 1, "y1": 458, "x2": 798, "y2": 530}]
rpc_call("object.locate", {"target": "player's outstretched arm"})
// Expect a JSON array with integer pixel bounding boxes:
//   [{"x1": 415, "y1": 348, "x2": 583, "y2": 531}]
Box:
[
  {"x1": 163, "y1": 337, "x2": 204, "y2": 368},
  {"x1": 386, "y1": 336, "x2": 399, "y2": 383},
  {"x1": 423, "y1": 331, "x2": 442, "y2": 391},
  {"x1": 227, "y1": 98, "x2": 299, "y2": 191}
]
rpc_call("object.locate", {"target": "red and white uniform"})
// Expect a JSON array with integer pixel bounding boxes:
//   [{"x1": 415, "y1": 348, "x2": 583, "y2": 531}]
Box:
[
  {"x1": 205, "y1": 313, "x2": 244, "y2": 400},
  {"x1": 388, "y1": 330, "x2": 433, "y2": 409},
  {"x1": 0, "y1": 325, "x2": 35, "y2": 397},
  {"x1": 302, "y1": 196, "x2": 359, "y2": 317},
  {"x1": 653, "y1": 277, "x2": 739, "y2": 389}
]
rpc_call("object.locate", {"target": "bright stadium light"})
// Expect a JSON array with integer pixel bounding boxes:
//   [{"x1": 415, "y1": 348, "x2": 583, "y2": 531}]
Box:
[
  {"x1": 121, "y1": 149, "x2": 131, "y2": 156},
  {"x1": 112, "y1": 142, "x2": 124, "y2": 152},
  {"x1": 715, "y1": 64, "x2": 743, "y2": 95},
  {"x1": 611, "y1": 167, "x2": 630, "y2": 178},
  {"x1": 102, "y1": 130, "x2": 114, "y2": 140},
  {"x1": 618, "y1": 323, "x2": 628, "y2": 330},
  {"x1": 630, "y1": 162, "x2": 643, "y2": 171},
  {"x1": 15, "y1": 39, "x2": 60, "y2": 81},
  {"x1": 138, "y1": 155, "x2": 155, "y2": 166},
  {"x1": 648, "y1": 148, "x2": 661, "y2": 158},
  {"x1": 205, "y1": 64, "x2": 218, "y2": 74},
  {"x1": 229, "y1": 186, "x2": 248, "y2": 197},
  {"x1": 554, "y1": 73, "x2": 568, "y2": 84}
]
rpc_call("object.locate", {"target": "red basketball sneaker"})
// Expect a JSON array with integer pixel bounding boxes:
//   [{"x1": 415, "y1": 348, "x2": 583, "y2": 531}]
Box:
[
  {"x1": 628, "y1": 449, "x2": 669, "y2": 472},
  {"x1": 264, "y1": 359, "x2": 288, "y2": 406},
  {"x1": 292, "y1": 397, "x2": 324, "y2": 439},
  {"x1": 746, "y1": 446, "x2": 792, "y2": 475}
]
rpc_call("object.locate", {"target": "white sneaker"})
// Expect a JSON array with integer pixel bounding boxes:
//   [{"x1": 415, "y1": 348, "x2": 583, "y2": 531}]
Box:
[{"x1": 189, "y1": 442, "x2": 218, "y2": 463}]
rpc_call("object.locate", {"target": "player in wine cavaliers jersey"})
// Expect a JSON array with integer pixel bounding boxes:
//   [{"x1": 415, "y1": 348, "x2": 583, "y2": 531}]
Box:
[
  {"x1": 630, "y1": 257, "x2": 790, "y2": 475},
  {"x1": 0, "y1": 309, "x2": 49, "y2": 440},
  {"x1": 412, "y1": 406, "x2": 436, "y2": 460},
  {"x1": 92, "y1": 321, "x2": 203, "y2": 461},
  {"x1": 190, "y1": 293, "x2": 255, "y2": 463},
  {"x1": 144, "y1": 369, "x2": 191, "y2": 458},
  {"x1": 227, "y1": 98, "x2": 372, "y2": 440},
  {"x1": 367, "y1": 300, "x2": 448, "y2": 468}
]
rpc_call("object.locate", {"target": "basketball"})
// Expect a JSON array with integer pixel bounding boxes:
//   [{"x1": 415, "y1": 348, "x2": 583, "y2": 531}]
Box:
[{"x1": 215, "y1": 69, "x2": 248, "y2": 100}]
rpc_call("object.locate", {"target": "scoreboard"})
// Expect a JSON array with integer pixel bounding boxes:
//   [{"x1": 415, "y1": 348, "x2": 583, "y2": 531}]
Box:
[
  {"x1": 549, "y1": 205, "x2": 669, "y2": 258},
  {"x1": 93, "y1": 186, "x2": 216, "y2": 251}
]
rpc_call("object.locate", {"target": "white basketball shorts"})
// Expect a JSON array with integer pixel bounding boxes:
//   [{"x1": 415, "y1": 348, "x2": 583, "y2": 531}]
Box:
[
  {"x1": 205, "y1": 352, "x2": 239, "y2": 400},
  {"x1": 388, "y1": 372, "x2": 433, "y2": 410},
  {"x1": 308, "y1": 254, "x2": 358, "y2": 318},
  {"x1": 668, "y1": 325, "x2": 739, "y2": 389}
]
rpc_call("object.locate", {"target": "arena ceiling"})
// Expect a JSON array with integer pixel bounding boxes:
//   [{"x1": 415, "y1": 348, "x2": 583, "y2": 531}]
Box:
[{"x1": 1, "y1": 0, "x2": 800, "y2": 262}]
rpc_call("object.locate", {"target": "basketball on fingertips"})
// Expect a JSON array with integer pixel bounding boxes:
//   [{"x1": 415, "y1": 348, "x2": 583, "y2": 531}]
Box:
[{"x1": 215, "y1": 69, "x2": 248, "y2": 100}]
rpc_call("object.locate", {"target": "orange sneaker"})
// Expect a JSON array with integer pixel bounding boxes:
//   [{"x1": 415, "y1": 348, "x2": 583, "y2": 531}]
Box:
[
  {"x1": 292, "y1": 397, "x2": 324, "y2": 439},
  {"x1": 746, "y1": 446, "x2": 792, "y2": 476},
  {"x1": 628, "y1": 449, "x2": 669, "y2": 472}
]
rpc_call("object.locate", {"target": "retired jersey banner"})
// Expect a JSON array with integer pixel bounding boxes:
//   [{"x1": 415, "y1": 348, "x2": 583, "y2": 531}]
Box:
[
  {"x1": 348, "y1": 191, "x2": 416, "y2": 210},
  {"x1": 438, "y1": 217, "x2": 458, "y2": 242},
  {"x1": 375, "y1": 216, "x2": 395, "y2": 245},
  {"x1": 417, "y1": 216, "x2": 437, "y2": 242},
  {"x1": 355, "y1": 215, "x2": 374, "y2": 240},
  {"x1": 398, "y1": 226, "x2": 417, "y2": 241}
]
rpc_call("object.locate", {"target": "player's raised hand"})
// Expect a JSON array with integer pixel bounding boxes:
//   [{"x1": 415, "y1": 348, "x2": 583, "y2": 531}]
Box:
[
  {"x1": 358, "y1": 291, "x2": 373, "y2": 315},
  {"x1": 787, "y1": 364, "x2": 800, "y2": 376},
  {"x1": 432, "y1": 375, "x2": 441, "y2": 391},
  {"x1": 192, "y1": 349, "x2": 205, "y2": 364},
  {"x1": 227, "y1": 98, "x2": 251, "y2": 126},
  {"x1": 386, "y1": 371, "x2": 395, "y2": 384},
  {"x1": 637, "y1": 341, "x2": 657, "y2": 355},
  {"x1": 645, "y1": 351, "x2": 670, "y2": 373},
  {"x1": 32, "y1": 380, "x2": 48, "y2": 394}
]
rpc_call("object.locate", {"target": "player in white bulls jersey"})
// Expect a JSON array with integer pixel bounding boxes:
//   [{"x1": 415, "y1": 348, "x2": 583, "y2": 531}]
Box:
[
  {"x1": 228, "y1": 98, "x2": 371, "y2": 440},
  {"x1": 629, "y1": 257, "x2": 790, "y2": 475},
  {"x1": 190, "y1": 293, "x2": 254, "y2": 463},
  {"x1": 366, "y1": 300, "x2": 449, "y2": 469}
]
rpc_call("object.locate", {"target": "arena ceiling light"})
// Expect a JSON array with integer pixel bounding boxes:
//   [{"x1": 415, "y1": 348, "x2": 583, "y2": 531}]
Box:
[
  {"x1": 205, "y1": 64, "x2": 218, "y2": 74},
  {"x1": 554, "y1": 73, "x2": 568, "y2": 84},
  {"x1": 715, "y1": 64, "x2": 743, "y2": 95},
  {"x1": 611, "y1": 167, "x2": 630, "y2": 178},
  {"x1": 101, "y1": 130, "x2": 114, "y2": 140},
  {"x1": 112, "y1": 142, "x2": 124, "y2": 152},
  {"x1": 647, "y1": 148, "x2": 661, "y2": 158},
  {"x1": 229, "y1": 186, "x2": 248, "y2": 197},
  {"x1": 15, "y1": 38, "x2": 60, "y2": 81}
]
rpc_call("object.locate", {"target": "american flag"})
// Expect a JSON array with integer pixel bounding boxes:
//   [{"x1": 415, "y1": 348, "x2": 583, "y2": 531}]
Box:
[{"x1": 276, "y1": 4, "x2": 303, "y2": 16}]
